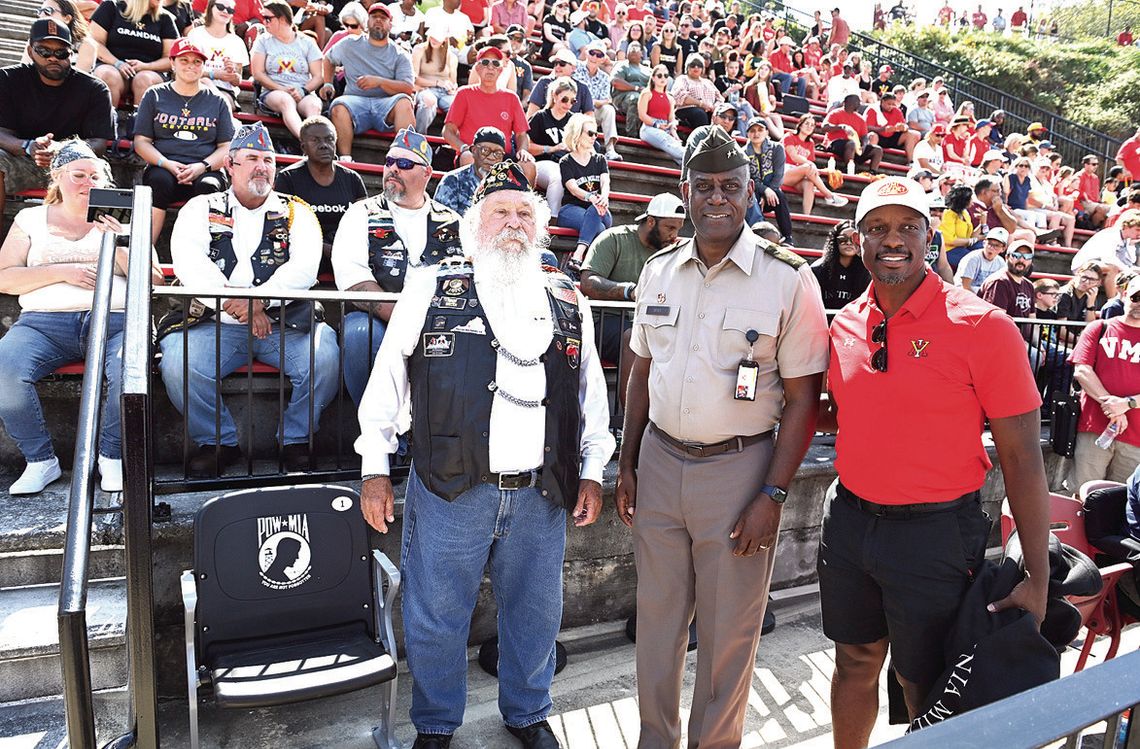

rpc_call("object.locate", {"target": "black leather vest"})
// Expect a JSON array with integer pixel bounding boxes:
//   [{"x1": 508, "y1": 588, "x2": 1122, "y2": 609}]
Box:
[
  {"x1": 363, "y1": 195, "x2": 463, "y2": 292},
  {"x1": 407, "y1": 261, "x2": 584, "y2": 509},
  {"x1": 207, "y1": 191, "x2": 302, "y2": 286}
]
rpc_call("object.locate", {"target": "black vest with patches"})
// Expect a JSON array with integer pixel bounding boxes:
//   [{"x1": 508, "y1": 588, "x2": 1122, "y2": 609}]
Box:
[
  {"x1": 363, "y1": 195, "x2": 463, "y2": 292},
  {"x1": 207, "y1": 191, "x2": 304, "y2": 285},
  {"x1": 407, "y1": 261, "x2": 584, "y2": 509}
]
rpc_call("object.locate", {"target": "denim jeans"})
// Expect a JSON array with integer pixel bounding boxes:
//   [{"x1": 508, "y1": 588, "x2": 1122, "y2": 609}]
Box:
[
  {"x1": 0, "y1": 311, "x2": 125, "y2": 461},
  {"x1": 639, "y1": 123, "x2": 685, "y2": 165},
  {"x1": 558, "y1": 204, "x2": 613, "y2": 249},
  {"x1": 769, "y1": 72, "x2": 806, "y2": 97},
  {"x1": 158, "y1": 320, "x2": 339, "y2": 447},
  {"x1": 401, "y1": 469, "x2": 567, "y2": 735},
  {"x1": 341, "y1": 310, "x2": 387, "y2": 406}
]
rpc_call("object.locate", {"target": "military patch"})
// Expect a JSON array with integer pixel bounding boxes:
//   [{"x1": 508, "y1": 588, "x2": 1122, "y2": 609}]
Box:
[
  {"x1": 433, "y1": 223, "x2": 459, "y2": 243},
  {"x1": 451, "y1": 317, "x2": 487, "y2": 335},
  {"x1": 433, "y1": 296, "x2": 467, "y2": 311},
  {"x1": 371, "y1": 226, "x2": 393, "y2": 240},
  {"x1": 442, "y1": 278, "x2": 469, "y2": 296},
  {"x1": 423, "y1": 332, "x2": 455, "y2": 357},
  {"x1": 565, "y1": 338, "x2": 580, "y2": 369},
  {"x1": 549, "y1": 284, "x2": 578, "y2": 305},
  {"x1": 381, "y1": 251, "x2": 404, "y2": 267},
  {"x1": 432, "y1": 315, "x2": 448, "y2": 331}
]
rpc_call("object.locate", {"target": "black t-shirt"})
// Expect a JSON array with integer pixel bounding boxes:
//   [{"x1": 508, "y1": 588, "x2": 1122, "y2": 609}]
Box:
[
  {"x1": 0, "y1": 65, "x2": 115, "y2": 141},
  {"x1": 559, "y1": 151, "x2": 607, "y2": 209},
  {"x1": 678, "y1": 36, "x2": 700, "y2": 62},
  {"x1": 135, "y1": 83, "x2": 235, "y2": 162},
  {"x1": 274, "y1": 160, "x2": 367, "y2": 242},
  {"x1": 810, "y1": 257, "x2": 871, "y2": 310},
  {"x1": 92, "y1": 2, "x2": 178, "y2": 63},
  {"x1": 528, "y1": 108, "x2": 572, "y2": 161},
  {"x1": 541, "y1": 15, "x2": 571, "y2": 56},
  {"x1": 163, "y1": 0, "x2": 197, "y2": 34},
  {"x1": 653, "y1": 40, "x2": 680, "y2": 72},
  {"x1": 1056, "y1": 289, "x2": 1093, "y2": 322},
  {"x1": 586, "y1": 18, "x2": 607, "y2": 39}
]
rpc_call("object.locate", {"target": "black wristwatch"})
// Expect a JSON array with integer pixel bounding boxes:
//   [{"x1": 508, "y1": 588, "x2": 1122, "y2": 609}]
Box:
[
  {"x1": 760, "y1": 484, "x2": 788, "y2": 504},
  {"x1": 1128, "y1": 397, "x2": 1138, "y2": 410}
]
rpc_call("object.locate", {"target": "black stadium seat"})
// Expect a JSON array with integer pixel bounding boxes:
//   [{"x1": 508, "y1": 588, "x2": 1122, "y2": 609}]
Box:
[{"x1": 181, "y1": 484, "x2": 401, "y2": 749}]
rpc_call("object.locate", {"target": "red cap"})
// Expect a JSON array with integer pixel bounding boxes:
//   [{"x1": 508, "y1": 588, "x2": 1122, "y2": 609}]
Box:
[
  {"x1": 930, "y1": 123, "x2": 948, "y2": 136},
  {"x1": 367, "y1": 2, "x2": 391, "y2": 16},
  {"x1": 169, "y1": 38, "x2": 207, "y2": 61},
  {"x1": 476, "y1": 46, "x2": 507, "y2": 61}
]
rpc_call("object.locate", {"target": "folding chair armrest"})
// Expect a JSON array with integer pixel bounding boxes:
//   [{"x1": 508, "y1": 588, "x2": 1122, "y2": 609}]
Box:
[
  {"x1": 181, "y1": 569, "x2": 202, "y2": 749},
  {"x1": 372, "y1": 550, "x2": 401, "y2": 657},
  {"x1": 1099, "y1": 561, "x2": 1135, "y2": 588}
]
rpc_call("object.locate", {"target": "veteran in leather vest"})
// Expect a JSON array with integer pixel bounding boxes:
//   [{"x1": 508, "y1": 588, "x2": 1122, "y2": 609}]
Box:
[
  {"x1": 158, "y1": 122, "x2": 340, "y2": 478},
  {"x1": 356, "y1": 161, "x2": 614, "y2": 749},
  {"x1": 332, "y1": 127, "x2": 463, "y2": 404},
  {"x1": 616, "y1": 125, "x2": 830, "y2": 749}
]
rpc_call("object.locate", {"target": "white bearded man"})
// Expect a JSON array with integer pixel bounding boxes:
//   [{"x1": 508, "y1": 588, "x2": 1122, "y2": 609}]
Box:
[{"x1": 356, "y1": 160, "x2": 615, "y2": 749}]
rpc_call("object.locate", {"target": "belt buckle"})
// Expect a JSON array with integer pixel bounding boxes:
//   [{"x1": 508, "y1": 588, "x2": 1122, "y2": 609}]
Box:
[
  {"x1": 498, "y1": 471, "x2": 530, "y2": 490},
  {"x1": 498, "y1": 472, "x2": 517, "y2": 490}
]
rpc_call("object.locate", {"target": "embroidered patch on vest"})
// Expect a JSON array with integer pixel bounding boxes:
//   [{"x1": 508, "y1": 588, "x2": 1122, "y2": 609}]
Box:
[
  {"x1": 423, "y1": 333, "x2": 455, "y2": 357},
  {"x1": 432, "y1": 296, "x2": 468, "y2": 310},
  {"x1": 451, "y1": 317, "x2": 488, "y2": 335},
  {"x1": 565, "y1": 338, "x2": 580, "y2": 369},
  {"x1": 442, "y1": 278, "x2": 469, "y2": 296}
]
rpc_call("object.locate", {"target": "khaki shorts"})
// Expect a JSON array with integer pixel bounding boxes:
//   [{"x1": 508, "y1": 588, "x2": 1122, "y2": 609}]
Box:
[{"x1": 0, "y1": 151, "x2": 49, "y2": 193}]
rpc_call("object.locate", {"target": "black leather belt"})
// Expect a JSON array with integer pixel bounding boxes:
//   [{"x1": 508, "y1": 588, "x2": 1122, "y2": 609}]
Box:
[
  {"x1": 652, "y1": 422, "x2": 772, "y2": 458},
  {"x1": 838, "y1": 482, "x2": 978, "y2": 519},
  {"x1": 488, "y1": 469, "x2": 542, "y2": 490}
]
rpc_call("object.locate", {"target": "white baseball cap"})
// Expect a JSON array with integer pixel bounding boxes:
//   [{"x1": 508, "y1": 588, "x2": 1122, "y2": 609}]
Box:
[
  {"x1": 637, "y1": 193, "x2": 686, "y2": 221},
  {"x1": 985, "y1": 227, "x2": 1010, "y2": 245},
  {"x1": 552, "y1": 48, "x2": 578, "y2": 65},
  {"x1": 854, "y1": 177, "x2": 930, "y2": 226},
  {"x1": 1007, "y1": 239, "x2": 1035, "y2": 255}
]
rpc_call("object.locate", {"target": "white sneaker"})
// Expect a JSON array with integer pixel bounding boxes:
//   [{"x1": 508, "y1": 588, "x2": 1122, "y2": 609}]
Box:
[
  {"x1": 98, "y1": 456, "x2": 123, "y2": 493},
  {"x1": 10, "y1": 457, "x2": 62, "y2": 496},
  {"x1": 606, "y1": 147, "x2": 623, "y2": 161},
  {"x1": 824, "y1": 194, "x2": 849, "y2": 207}
]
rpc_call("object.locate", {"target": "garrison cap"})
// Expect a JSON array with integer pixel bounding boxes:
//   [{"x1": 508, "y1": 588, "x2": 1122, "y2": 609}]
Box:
[
  {"x1": 681, "y1": 125, "x2": 750, "y2": 179},
  {"x1": 472, "y1": 160, "x2": 530, "y2": 205}
]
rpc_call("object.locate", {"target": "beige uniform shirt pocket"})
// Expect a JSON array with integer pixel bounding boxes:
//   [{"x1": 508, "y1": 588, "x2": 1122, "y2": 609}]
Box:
[
  {"x1": 715, "y1": 308, "x2": 779, "y2": 369},
  {"x1": 635, "y1": 304, "x2": 682, "y2": 364}
]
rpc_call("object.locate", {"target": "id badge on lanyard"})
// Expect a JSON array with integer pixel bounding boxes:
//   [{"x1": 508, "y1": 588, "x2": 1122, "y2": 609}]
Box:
[{"x1": 734, "y1": 329, "x2": 760, "y2": 401}]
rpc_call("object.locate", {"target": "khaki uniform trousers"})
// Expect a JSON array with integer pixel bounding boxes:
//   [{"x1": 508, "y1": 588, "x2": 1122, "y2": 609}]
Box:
[{"x1": 634, "y1": 424, "x2": 777, "y2": 749}]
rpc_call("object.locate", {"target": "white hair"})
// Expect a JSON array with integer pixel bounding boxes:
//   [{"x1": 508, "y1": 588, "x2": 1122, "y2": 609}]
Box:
[{"x1": 339, "y1": 1, "x2": 367, "y2": 26}]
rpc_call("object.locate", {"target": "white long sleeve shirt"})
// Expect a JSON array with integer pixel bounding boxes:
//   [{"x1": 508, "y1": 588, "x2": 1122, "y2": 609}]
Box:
[
  {"x1": 170, "y1": 189, "x2": 321, "y2": 322},
  {"x1": 332, "y1": 198, "x2": 433, "y2": 290},
  {"x1": 355, "y1": 267, "x2": 616, "y2": 482}
]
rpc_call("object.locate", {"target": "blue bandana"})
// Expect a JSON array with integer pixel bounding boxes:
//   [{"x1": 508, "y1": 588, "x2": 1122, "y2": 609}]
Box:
[
  {"x1": 391, "y1": 127, "x2": 433, "y2": 166},
  {"x1": 230, "y1": 122, "x2": 274, "y2": 153}
]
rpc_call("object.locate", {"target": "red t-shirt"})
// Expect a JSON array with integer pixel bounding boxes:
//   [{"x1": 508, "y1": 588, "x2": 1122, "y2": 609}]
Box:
[
  {"x1": 783, "y1": 133, "x2": 814, "y2": 164},
  {"x1": 972, "y1": 11, "x2": 987, "y2": 28},
  {"x1": 823, "y1": 109, "x2": 866, "y2": 143},
  {"x1": 829, "y1": 270, "x2": 1042, "y2": 504},
  {"x1": 969, "y1": 135, "x2": 989, "y2": 166},
  {"x1": 1069, "y1": 319, "x2": 1140, "y2": 447},
  {"x1": 768, "y1": 49, "x2": 793, "y2": 74},
  {"x1": 804, "y1": 47, "x2": 821, "y2": 67},
  {"x1": 1118, "y1": 137, "x2": 1140, "y2": 177},
  {"x1": 460, "y1": 0, "x2": 490, "y2": 26},
  {"x1": 445, "y1": 86, "x2": 528, "y2": 152},
  {"x1": 942, "y1": 132, "x2": 971, "y2": 164},
  {"x1": 864, "y1": 106, "x2": 904, "y2": 133},
  {"x1": 627, "y1": 7, "x2": 650, "y2": 20},
  {"x1": 1119, "y1": 31, "x2": 1134, "y2": 45},
  {"x1": 1078, "y1": 171, "x2": 1102, "y2": 204},
  {"x1": 1011, "y1": 9, "x2": 1027, "y2": 26}
]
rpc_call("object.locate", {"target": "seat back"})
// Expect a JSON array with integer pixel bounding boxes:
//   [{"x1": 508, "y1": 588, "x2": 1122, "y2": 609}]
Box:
[
  {"x1": 1001, "y1": 493, "x2": 1092, "y2": 554},
  {"x1": 193, "y1": 485, "x2": 374, "y2": 664}
]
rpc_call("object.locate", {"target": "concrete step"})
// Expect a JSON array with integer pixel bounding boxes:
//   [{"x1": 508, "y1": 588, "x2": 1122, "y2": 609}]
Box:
[
  {"x1": 0, "y1": 688, "x2": 131, "y2": 748},
  {"x1": 0, "y1": 579, "x2": 127, "y2": 702},
  {"x1": 0, "y1": 545, "x2": 125, "y2": 588}
]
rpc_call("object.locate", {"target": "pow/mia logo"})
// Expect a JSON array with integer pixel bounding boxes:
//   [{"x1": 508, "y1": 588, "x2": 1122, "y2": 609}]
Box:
[{"x1": 257, "y1": 514, "x2": 312, "y2": 591}]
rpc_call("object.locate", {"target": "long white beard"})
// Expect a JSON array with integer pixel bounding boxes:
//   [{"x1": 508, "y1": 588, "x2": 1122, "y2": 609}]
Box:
[{"x1": 470, "y1": 228, "x2": 544, "y2": 290}]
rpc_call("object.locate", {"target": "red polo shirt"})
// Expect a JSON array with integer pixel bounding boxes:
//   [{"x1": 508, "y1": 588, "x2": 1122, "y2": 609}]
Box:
[
  {"x1": 828, "y1": 270, "x2": 1042, "y2": 504},
  {"x1": 823, "y1": 109, "x2": 867, "y2": 143},
  {"x1": 1118, "y1": 136, "x2": 1140, "y2": 177},
  {"x1": 865, "y1": 106, "x2": 904, "y2": 133}
]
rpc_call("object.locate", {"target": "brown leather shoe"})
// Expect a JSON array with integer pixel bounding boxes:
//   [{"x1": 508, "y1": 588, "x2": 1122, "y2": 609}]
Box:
[{"x1": 187, "y1": 444, "x2": 242, "y2": 478}]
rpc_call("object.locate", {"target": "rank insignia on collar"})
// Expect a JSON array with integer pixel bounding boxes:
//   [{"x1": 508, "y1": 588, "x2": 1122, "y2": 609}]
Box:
[{"x1": 910, "y1": 339, "x2": 931, "y2": 358}]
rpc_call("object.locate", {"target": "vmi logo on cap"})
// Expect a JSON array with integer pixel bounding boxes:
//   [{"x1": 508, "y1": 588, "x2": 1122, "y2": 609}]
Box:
[{"x1": 877, "y1": 180, "x2": 910, "y2": 196}]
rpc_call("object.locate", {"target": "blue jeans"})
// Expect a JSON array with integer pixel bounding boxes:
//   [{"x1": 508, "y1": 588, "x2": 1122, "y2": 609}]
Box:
[
  {"x1": 0, "y1": 311, "x2": 124, "y2": 461},
  {"x1": 639, "y1": 123, "x2": 685, "y2": 165},
  {"x1": 401, "y1": 469, "x2": 567, "y2": 735},
  {"x1": 158, "y1": 321, "x2": 339, "y2": 447},
  {"x1": 771, "y1": 72, "x2": 806, "y2": 97},
  {"x1": 558, "y1": 204, "x2": 613, "y2": 249},
  {"x1": 342, "y1": 310, "x2": 386, "y2": 406}
]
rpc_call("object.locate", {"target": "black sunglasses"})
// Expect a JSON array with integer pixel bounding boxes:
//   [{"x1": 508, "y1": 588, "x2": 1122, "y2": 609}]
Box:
[
  {"x1": 214, "y1": 3, "x2": 235, "y2": 11},
  {"x1": 343, "y1": 21, "x2": 360, "y2": 28},
  {"x1": 557, "y1": 95, "x2": 575, "y2": 104},
  {"x1": 870, "y1": 319, "x2": 887, "y2": 372},
  {"x1": 385, "y1": 156, "x2": 422, "y2": 170},
  {"x1": 32, "y1": 45, "x2": 70, "y2": 60},
  {"x1": 1131, "y1": 291, "x2": 1140, "y2": 304}
]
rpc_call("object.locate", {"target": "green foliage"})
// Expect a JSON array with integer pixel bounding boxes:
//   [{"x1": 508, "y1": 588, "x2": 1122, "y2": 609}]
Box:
[{"x1": 868, "y1": 25, "x2": 1140, "y2": 140}]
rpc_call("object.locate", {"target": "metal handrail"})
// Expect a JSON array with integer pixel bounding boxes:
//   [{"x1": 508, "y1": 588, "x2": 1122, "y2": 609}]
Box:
[{"x1": 57, "y1": 228, "x2": 120, "y2": 749}]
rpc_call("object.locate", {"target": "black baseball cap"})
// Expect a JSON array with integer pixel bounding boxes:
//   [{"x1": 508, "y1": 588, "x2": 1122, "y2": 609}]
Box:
[{"x1": 30, "y1": 18, "x2": 72, "y2": 45}]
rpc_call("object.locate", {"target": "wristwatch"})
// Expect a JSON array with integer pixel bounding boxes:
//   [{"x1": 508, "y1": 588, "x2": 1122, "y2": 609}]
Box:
[
  {"x1": 1128, "y1": 397, "x2": 1137, "y2": 410},
  {"x1": 760, "y1": 484, "x2": 788, "y2": 504}
]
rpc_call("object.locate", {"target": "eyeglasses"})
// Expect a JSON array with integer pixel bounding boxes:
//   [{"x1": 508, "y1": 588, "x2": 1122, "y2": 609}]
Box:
[
  {"x1": 214, "y1": 2, "x2": 234, "y2": 11},
  {"x1": 584, "y1": 129, "x2": 598, "y2": 136},
  {"x1": 32, "y1": 45, "x2": 70, "y2": 60},
  {"x1": 1009, "y1": 251, "x2": 1034, "y2": 260},
  {"x1": 588, "y1": 49, "x2": 606, "y2": 57},
  {"x1": 477, "y1": 58, "x2": 503, "y2": 67},
  {"x1": 1078, "y1": 275, "x2": 1100, "y2": 284},
  {"x1": 36, "y1": 6, "x2": 55, "y2": 16},
  {"x1": 385, "y1": 156, "x2": 422, "y2": 170},
  {"x1": 1040, "y1": 290, "x2": 1060, "y2": 296},
  {"x1": 261, "y1": 13, "x2": 276, "y2": 21},
  {"x1": 1131, "y1": 291, "x2": 1140, "y2": 304},
  {"x1": 343, "y1": 21, "x2": 360, "y2": 28},
  {"x1": 870, "y1": 319, "x2": 888, "y2": 372},
  {"x1": 557, "y1": 95, "x2": 575, "y2": 104},
  {"x1": 66, "y1": 170, "x2": 105, "y2": 185}
]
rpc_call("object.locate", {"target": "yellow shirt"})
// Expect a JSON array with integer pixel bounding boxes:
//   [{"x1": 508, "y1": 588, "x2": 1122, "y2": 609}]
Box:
[{"x1": 940, "y1": 209, "x2": 974, "y2": 247}]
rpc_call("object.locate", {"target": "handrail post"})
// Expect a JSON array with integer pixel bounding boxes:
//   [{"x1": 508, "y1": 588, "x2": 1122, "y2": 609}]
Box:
[
  {"x1": 58, "y1": 228, "x2": 118, "y2": 749},
  {"x1": 118, "y1": 186, "x2": 159, "y2": 749}
]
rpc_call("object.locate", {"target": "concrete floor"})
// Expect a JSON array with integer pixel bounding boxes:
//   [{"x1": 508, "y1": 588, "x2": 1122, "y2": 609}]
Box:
[{"x1": 0, "y1": 589, "x2": 1134, "y2": 749}]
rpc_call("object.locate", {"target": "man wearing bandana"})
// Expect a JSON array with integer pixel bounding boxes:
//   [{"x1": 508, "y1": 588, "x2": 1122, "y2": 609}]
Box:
[
  {"x1": 158, "y1": 122, "x2": 340, "y2": 477},
  {"x1": 356, "y1": 161, "x2": 614, "y2": 749},
  {"x1": 332, "y1": 128, "x2": 463, "y2": 405}
]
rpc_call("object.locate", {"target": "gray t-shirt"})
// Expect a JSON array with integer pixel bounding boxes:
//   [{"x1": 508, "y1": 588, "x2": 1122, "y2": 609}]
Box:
[
  {"x1": 325, "y1": 34, "x2": 414, "y2": 98},
  {"x1": 252, "y1": 32, "x2": 323, "y2": 91},
  {"x1": 135, "y1": 82, "x2": 235, "y2": 163},
  {"x1": 954, "y1": 249, "x2": 1006, "y2": 292}
]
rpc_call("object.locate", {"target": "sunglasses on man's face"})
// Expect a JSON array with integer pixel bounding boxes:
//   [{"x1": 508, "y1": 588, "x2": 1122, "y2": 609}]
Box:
[
  {"x1": 1009, "y1": 251, "x2": 1034, "y2": 260},
  {"x1": 588, "y1": 49, "x2": 606, "y2": 57},
  {"x1": 33, "y1": 45, "x2": 70, "y2": 60},
  {"x1": 478, "y1": 58, "x2": 503, "y2": 67},
  {"x1": 385, "y1": 156, "x2": 422, "y2": 170}
]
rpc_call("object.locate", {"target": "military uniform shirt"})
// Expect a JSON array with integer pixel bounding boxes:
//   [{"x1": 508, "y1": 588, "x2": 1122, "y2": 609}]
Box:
[{"x1": 630, "y1": 227, "x2": 829, "y2": 444}]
